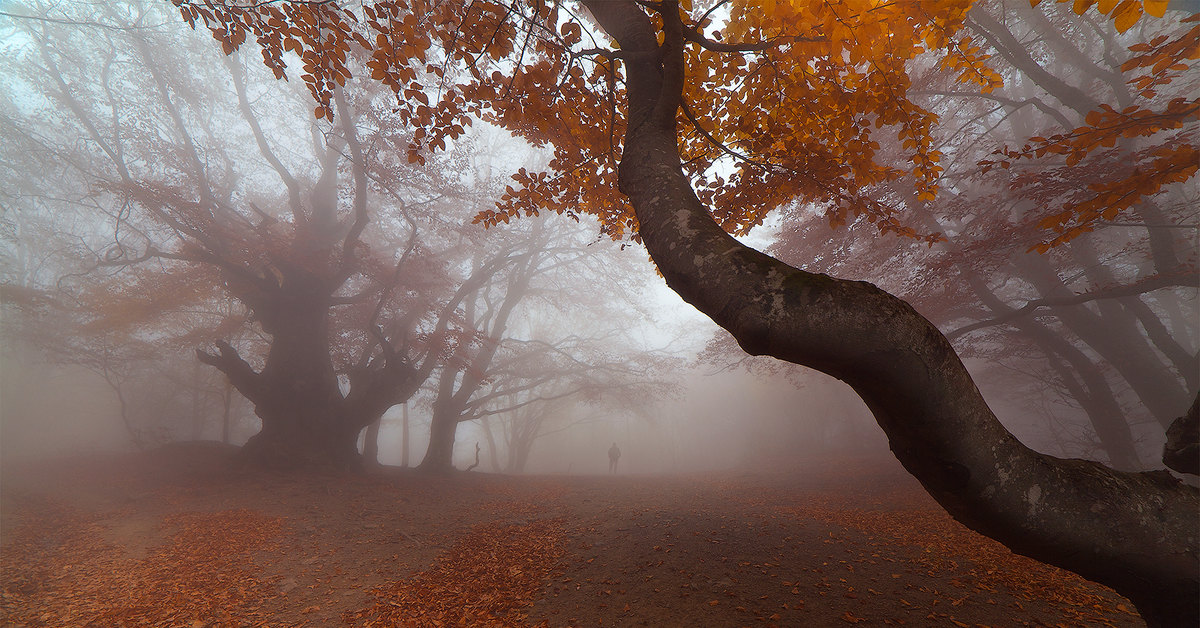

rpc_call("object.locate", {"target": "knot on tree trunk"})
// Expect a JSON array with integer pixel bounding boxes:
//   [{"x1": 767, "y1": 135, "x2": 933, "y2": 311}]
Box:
[{"x1": 1163, "y1": 393, "x2": 1199, "y2": 476}]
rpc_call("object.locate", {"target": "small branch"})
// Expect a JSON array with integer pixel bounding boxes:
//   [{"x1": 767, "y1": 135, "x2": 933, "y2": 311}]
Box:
[
  {"x1": 577, "y1": 47, "x2": 631, "y2": 61},
  {"x1": 681, "y1": 25, "x2": 821, "y2": 53},
  {"x1": 196, "y1": 340, "x2": 264, "y2": 404},
  {"x1": 946, "y1": 271, "x2": 1200, "y2": 341},
  {"x1": 0, "y1": 9, "x2": 168, "y2": 31},
  {"x1": 334, "y1": 87, "x2": 370, "y2": 278},
  {"x1": 681, "y1": 100, "x2": 779, "y2": 173}
]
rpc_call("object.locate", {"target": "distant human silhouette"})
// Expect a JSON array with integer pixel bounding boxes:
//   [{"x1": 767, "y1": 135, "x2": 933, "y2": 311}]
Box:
[{"x1": 608, "y1": 442, "x2": 621, "y2": 473}]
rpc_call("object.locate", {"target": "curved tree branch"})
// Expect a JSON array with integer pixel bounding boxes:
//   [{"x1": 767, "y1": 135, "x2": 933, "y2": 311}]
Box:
[
  {"x1": 332, "y1": 87, "x2": 370, "y2": 278},
  {"x1": 224, "y1": 53, "x2": 305, "y2": 225},
  {"x1": 580, "y1": 1, "x2": 1197, "y2": 625},
  {"x1": 196, "y1": 340, "x2": 265, "y2": 405}
]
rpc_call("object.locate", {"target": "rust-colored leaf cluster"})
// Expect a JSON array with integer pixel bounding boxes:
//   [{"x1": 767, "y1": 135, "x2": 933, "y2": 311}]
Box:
[
  {"x1": 170, "y1": 0, "x2": 1193, "y2": 253},
  {"x1": 980, "y1": 94, "x2": 1198, "y2": 249},
  {"x1": 346, "y1": 518, "x2": 566, "y2": 627},
  {"x1": 1, "y1": 505, "x2": 286, "y2": 627},
  {"x1": 1033, "y1": 0, "x2": 1169, "y2": 33},
  {"x1": 1123, "y1": 15, "x2": 1200, "y2": 98},
  {"x1": 771, "y1": 494, "x2": 1141, "y2": 627}
]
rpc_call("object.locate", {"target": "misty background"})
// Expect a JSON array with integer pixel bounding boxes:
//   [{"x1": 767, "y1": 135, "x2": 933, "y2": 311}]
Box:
[{"x1": 0, "y1": 0, "x2": 1194, "y2": 478}]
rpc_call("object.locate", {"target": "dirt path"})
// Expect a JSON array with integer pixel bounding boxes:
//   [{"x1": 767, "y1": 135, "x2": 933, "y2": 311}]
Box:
[{"x1": 0, "y1": 447, "x2": 1143, "y2": 627}]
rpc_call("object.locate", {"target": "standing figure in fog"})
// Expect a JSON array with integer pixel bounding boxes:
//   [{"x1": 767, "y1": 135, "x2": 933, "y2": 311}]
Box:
[{"x1": 608, "y1": 442, "x2": 621, "y2": 474}]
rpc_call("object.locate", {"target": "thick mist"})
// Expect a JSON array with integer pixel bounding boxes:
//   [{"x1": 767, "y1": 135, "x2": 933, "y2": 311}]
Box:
[{"x1": 0, "y1": 1, "x2": 1195, "y2": 625}]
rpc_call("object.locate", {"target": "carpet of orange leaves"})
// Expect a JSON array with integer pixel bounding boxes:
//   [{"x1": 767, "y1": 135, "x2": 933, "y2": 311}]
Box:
[
  {"x1": 717, "y1": 468, "x2": 1144, "y2": 628},
  {"x1": 0, "y1": 451, "x2": 1147, "y2": 627},
  {"x1": 346, "y1": 518, "x2": 566, "y2": 627},
  {"x1": 788, "y1": 503, "x2": 1138, "y2": 627},
  {"x1": 2, "y1": 503, "x2": 284, "y2": 627}
]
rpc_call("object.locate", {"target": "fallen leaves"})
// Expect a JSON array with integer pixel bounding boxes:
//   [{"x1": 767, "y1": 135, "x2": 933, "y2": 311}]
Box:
[
  {"x1": 742, "y1": 477, "x2": 1140, "y2": 627},
  {"x1": 0, "y1": 504, "x2": 286, "y2": 627},
  {"x1": 346, "y1": 517, "x2": 566, "y2": 627}
]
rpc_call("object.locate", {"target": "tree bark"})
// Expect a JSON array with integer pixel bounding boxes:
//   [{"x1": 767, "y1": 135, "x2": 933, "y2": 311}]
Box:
[
  {"x1": 420, "y1": 401, "x2": 460, "y2": 473},
  {"x1": 235, "y1": 276, "x2": 359, "y2": 467},
  {"x1": 200, "y1": 271, "x2": 415, "y2": 470},
  {"x1": 1164, "y1": 394, "x2": 1199, "y2": 476},
  {"x1": 480, "y1": 416, "x2": 503, "y2": 473},
  {"x1": 362, "y1": 417, "x2": 382, "y2": 467},
  {"x1": 580, "y1": 2, "x2": 1198, "y2": 625}
]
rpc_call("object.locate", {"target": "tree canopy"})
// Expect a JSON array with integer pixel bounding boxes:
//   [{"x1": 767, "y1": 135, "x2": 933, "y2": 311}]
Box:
[{"x1": 170, "y1": 0, "x2": 1195, "y2": 246}]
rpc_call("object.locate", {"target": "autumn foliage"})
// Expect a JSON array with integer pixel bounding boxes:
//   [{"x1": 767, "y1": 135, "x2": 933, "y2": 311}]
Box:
[
  {"x1": 172, "y1": 0, "x2": 1196, "y2": 251},
  {"x1": 977, "y1": 5, "x2": 1197, "y2": 249}
]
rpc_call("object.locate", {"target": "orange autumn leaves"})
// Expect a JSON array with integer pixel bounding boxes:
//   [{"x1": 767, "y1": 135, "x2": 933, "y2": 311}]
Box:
[
  {"x1": 682, "y1": 1, "x2": 975, "y2": 240},
  {"x1": 347, "y1": 518, "x2": 567, "y2": 627},
  {"x1": 1033, "y1": 0, "x2": 1170, "y2": 33},
  {"x1": 2, "y1": 501, "x2": 567, "y2": 628},
  {"x1": 0, "y1": 507, "x2": 286, "y2": 626},
  {"x1": 981, "y1": 12, "x2": 1198, "y2": 250},
  {"x1": 172, "y1": 1, "x2": 1196, "y2": 249}
]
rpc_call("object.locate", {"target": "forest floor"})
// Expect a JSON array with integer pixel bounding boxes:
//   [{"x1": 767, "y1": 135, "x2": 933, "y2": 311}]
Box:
[{"x1": 0, "y1": 444, "x2": 1144, "y2": 627}]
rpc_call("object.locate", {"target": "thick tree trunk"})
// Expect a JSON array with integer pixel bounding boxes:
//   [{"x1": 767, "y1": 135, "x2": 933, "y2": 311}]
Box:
[
  {"x1": 417, "y1": 364, "x2": 462, "y2": 473},
  {"x1": 200, "y1": 266, "x2": 426, "y2": 471},
  {"x1": 580, "y1": 2, "x2": 1198, "y2": 625},
  {"x1": 415, "y1": 241, "x2": 543, "y2": 473},
  {"x1": 362, "y1": 417, "x2": 382, "y2": 467},
  {"x1": 480, "y1": 416, "x2": 503, "y2": 473},
  {"x1": 241, "y1": 286, "x2": 360, "y2": 468},
  {"x1": 418, "y1": 406, "x2": 459, "y2": 473},
  {"x1": 201, "y1": 276, "x2": 359, "y2": 469}
]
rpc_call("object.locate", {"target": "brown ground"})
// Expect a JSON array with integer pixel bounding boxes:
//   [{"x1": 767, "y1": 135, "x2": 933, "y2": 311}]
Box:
[{"x1": 1, "y1": 444, "x2": 1144, "y2": 627}]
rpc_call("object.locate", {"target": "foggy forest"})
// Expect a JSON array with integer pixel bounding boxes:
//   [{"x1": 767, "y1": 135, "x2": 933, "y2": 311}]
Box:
[{"x1": 0, "y1": 0, "x2": 1197, "y2": 626}]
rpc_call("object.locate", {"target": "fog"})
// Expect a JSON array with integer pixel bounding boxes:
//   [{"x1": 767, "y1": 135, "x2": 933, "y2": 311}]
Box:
[
  {"x1": 0, "y1": 0, "x2": 1194, "y2": 481},
  {"x1": 2, "y1": 1, "x2": 1197, "y2": 626},
  {"x1": 1, "y1": 278, "x2": 891, "y2": 474}
]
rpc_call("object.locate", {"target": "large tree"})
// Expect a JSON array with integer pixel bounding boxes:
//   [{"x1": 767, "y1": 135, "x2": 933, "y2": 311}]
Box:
[
  {"x1": 1, "y1": 1, "x2": 499, "y2": 468},
  {"x1": 159, "y1": 0, "x2": 1200, "y2": 623}
]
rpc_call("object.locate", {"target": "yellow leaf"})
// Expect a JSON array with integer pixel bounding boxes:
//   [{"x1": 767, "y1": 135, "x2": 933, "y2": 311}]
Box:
[
  {"x1": 681, "y1": 0, "x2": 693, "y2": 11},
  {"x1": 1097, "y1": 0, "x2": 1119, "y2": 13},
  {"x1": 1142, "y1": 0, "x2": 1168, "y2": 17},
  {"x1": 1114, "y1": 3, "x2": 1142, "y2": 32},
  {"x1": 1073, "y1": 0, "x2": 1096, "y2": 15}
]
